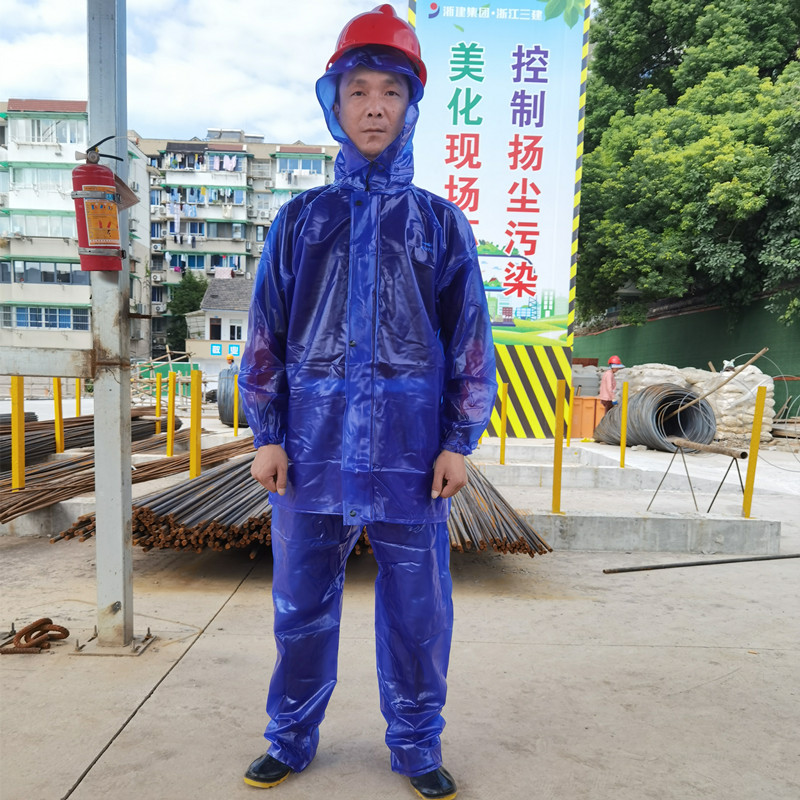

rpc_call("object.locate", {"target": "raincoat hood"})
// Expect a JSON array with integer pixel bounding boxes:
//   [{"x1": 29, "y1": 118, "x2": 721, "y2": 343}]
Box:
[{"x1": 316, "y1": 46, "x2": 424, "y2": 188}]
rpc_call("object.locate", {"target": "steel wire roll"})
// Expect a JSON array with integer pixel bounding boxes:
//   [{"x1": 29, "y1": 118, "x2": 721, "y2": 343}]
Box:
[
  {"x1": 217, "y1": 367, "x2": 249, "y2": 428},
  {"x1": 593, "y1": 383, "x2": 716, "y2": 452}
]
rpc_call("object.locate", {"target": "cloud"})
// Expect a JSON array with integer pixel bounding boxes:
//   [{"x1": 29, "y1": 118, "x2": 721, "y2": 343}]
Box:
[{"x1": 1, "y1": 0, "x2": 410, "y2": 144}]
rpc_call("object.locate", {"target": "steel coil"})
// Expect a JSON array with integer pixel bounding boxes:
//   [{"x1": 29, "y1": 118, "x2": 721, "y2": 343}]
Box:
[
  {"x1": 593, "y1": 383, "x2": 716, "y2": 452},
  {"x1": 217, "y1": 367, "x2": 249, "y2": 428}
]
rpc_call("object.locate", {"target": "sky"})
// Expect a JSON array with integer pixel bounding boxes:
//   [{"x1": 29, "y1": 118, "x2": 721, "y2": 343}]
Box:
[{"x1": 0, "y1": 0, "x2": 411, "y2": 145}]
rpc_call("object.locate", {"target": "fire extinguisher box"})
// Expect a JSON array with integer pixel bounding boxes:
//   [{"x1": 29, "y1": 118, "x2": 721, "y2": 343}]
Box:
[{"x1": 72, "y1": 162, "x2": 123, "y2": 271}]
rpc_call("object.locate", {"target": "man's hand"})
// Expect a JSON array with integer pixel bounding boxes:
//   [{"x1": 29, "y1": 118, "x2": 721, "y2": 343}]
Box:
[
  {"x1": 431, "y1": 450, "x2": 467, "y2": 499},
  {"x1": 251, "y1": 444, "x2": 288, "y2": 495}
]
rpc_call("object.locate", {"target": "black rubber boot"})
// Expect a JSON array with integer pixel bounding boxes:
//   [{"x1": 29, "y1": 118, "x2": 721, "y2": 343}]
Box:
[
  {"x1": 409, "y1": 766, "x2": 457, "y2": 800},
  {"x1": 243, "y1": 752, "x2": 293, "y2": 789}
]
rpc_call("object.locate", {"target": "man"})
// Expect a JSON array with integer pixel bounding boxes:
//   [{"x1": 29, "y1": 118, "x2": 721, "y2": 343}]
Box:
[
  {"x1": 599, "y1": 355, "x2": 625, "y2": 412},
  {"x1": 238, "y1": 6, "x2": 496, "y2": 799}
]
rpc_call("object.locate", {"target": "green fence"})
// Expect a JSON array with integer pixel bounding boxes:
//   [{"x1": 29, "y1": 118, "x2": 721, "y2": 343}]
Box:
[{"x1": 574, "y1": 300, "x2": 799, "y2": 415}]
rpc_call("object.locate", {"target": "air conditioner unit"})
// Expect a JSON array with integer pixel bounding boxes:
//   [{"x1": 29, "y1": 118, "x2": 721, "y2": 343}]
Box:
[
  {"x1": 158, "y1": 207, "x2": 167, "y2": 217},
  {"x1": 259, "y1": 210, "x2": 269, "y2": 219},
  {"x1": 153, "y1": 302, "x2": 167, "y2": 313},
  {"x1": 130, "y1": 181, "x2": 140, "y2": 192},
  {"x1": 150, "y1": 175, "x2": 159, "y2": 186},
  {"x1": 0, "y1": 196, "x2": 6, "y2": 206},
  {"x1": 128, "y1": 218, "x2": 137, "y2": 231},
  {"x1": 258, "y1": 243, "x2": 264, "y2": 253},
  {"x1": 245, "y1": 241, "x2": 252, "y2": 251},
  {"x1": 247, "y1": 208, "x2": 256, "y2": 217},
  {"x1": 152, "y1": 243, "x2": 163, "y2": 252},
  {"x1": 247, "y1": 178, "x2": 254, "y2": 186},
  {"x1": 150, "y1": 204, "x2": 161, "y2": 214},
  {"x1": 152, "y1": 274, "x2": 163, "y2": 283},
  {"x1": 263, "y1": 178, "x2": 273, "y2": 188}
]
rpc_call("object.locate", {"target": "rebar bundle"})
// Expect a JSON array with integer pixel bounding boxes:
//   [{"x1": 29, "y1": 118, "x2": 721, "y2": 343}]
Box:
[
  {"x1": 0, "y1": 409, "x2": 182, "y2": 471},
  {"x1": 55, "y1": 455, "x2": 550, "y2": 558},
  {"x1": 593, "y1": 383, "x2": 717, "y2": 452},
  {"x1": 1, "y1": 435, "x2": 253, "y2": 523}
]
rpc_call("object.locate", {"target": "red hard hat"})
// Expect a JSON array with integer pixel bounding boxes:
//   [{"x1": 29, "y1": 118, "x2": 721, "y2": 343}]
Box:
[
  {"x1": 327, "y1": 4, "x2": 427, "y2": 86},
  {"x1": 608, "y1": 355, "x2": 623, "y2": 366}
]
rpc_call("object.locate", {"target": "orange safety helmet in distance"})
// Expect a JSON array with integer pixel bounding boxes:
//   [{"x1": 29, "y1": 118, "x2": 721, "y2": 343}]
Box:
[
  {"x1": 608, "y1": 355, "x2": 624, "y2": 367},
  {"x1": 327, "y1": 4, "x2": 427, "y2": 86}
]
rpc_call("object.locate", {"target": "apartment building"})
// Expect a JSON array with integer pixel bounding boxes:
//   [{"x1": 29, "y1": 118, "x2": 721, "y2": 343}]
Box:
[
  {"x1": 136, "y1": 128, "x2": 338, "y2": 360},
  {"x1": 0, "y1": 99, "x2": 151, "y2": 360},
  {"x1": 1, "y1": 100, "x2": 339, "y2": 363}
]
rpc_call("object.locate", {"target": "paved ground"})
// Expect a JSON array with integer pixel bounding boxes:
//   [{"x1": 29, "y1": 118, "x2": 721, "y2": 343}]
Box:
[{"x1": 1, "y1": 404, "x2": 799, "y2": 800}]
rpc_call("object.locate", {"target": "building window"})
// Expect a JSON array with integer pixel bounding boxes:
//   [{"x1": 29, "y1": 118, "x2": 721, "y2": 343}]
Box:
[
  {"x1": 277, "y1": 158, "x2": 322, "y2": 174},
  {"x1": 11, "y1": 306, "x2": 90, "y2": 330},
  {"x1": 229, "y1": 320, "x2": 243, "y2": 340},
  {"x1": 151, "y1": 286, "x2": 164, "y2": 302},
  {"x1": 9, "y1": 215, "x2": 77, "y2": 238},
  {"x1": 188, "y1": 221, "x2": 205, "y2": 236},
  {"x1": 210, "y1": 317, "x2": 221, "y2": 340},
  {"x1": 256, "y1": 225, "x2": 265, "y2": 242},
  {"x1": 1, "y1": 260, "x2": 87, "y2": 285},
  {"x1": 232, "y1": 223, "x2": 243, "y2": 240},
  {"x1": 12, "y1": 117, "x2": 86, "y2": 144}
]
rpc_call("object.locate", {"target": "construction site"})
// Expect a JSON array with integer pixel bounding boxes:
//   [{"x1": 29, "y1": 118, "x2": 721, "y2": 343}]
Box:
[{"x1": 1, "y1": 353, "x2": 799, "y2": 800}]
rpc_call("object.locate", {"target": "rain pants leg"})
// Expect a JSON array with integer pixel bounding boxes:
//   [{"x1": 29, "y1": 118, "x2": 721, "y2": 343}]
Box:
[
  {"x1": 263, "y1": 508, "x2": 453, "y2": 778},
  {"x1": 368, "y1": 520, "x2": 454, "y2": 777}
]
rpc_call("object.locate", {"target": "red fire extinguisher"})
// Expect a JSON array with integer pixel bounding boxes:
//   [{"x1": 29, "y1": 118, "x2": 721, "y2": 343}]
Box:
[{"x1": 71, "y1": 140, "x2": 124, "y2": 271}]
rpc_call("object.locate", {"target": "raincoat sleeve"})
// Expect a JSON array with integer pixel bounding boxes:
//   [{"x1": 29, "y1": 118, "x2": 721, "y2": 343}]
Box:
[
  {"x1": 238, "y1": 210, "x2": 294, "y2": 448},
  {"x1": 436, "y1": 208, "x2": 497, "y2": 456}
]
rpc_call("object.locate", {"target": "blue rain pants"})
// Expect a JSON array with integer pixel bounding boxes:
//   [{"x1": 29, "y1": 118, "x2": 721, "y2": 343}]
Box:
[{"x1": 263, "y1": 505, "x2": 453, "y2": 777}]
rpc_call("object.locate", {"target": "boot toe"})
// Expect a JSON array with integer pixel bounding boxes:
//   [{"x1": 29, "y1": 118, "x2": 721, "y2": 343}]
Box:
[
  {"x1": 243, "y1": 752, "x2": 292, "y2": 789},
  {"x1": 409, "y1": 766, "x2": 457, "y2": 800}
]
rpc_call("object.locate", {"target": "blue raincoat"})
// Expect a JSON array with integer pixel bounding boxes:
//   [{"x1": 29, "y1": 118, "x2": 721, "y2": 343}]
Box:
[
  {"x1": 239, "y1": 48, "x2": 497, "y2": 524},
  {"x1": 238, "y1": 48, "x2": 497, "y2": 778}
]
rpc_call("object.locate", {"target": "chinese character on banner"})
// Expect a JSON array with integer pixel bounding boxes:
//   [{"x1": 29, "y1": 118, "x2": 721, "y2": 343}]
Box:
[
  {"x1": 504, "y1": 220, "x2": 540, "y2": 256},
  {"x1": 510, "y1": 89, "x2": 546, "y2": 128},
  {"x1": 508, "y1": 135, "x2": 543, "y2": 171},
  {"x1": 445, "y1": 175, "x2": 480, "y2": 213},
  {"x1": 449, "y1": 42, "x2": 486, "y2": 82},
  {"x1": 507, "y1": 178, "x2": 541, "y2": 214},
  {"x1": 445, "y1": 133, "x2": 482, "y2": 169},
  {"x1": 504, "y1": 261, "x2": 538, "y2": 298},
  {"x1": 511, "y1": 45, "x2": 550, "y2": 83}
]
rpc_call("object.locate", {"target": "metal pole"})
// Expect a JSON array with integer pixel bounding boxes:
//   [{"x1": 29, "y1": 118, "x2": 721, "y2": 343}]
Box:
[
  {"x1": 52, "y1": 377, "x2": 64, "y2": 454},
  {"x1": 88, "y1": 0, "x2": 133, "y2": 646},
  {"x1": 233, "y1": 377, "x2": 239, "y2": 437},
  {"x1": 565, "y1": 381, "x2": 573, "y2": 447},
  {"x1": 167, "y1": 371, "x2": 176, "y2": 456},
  {"x1": 155, "y1": 372, "x2": 162, "y2": 435},
  {"x1": 742, "y1": 384, "x2": 767, "y2": 518},
  {"x1": 75, "y1": 378, "x2": 82, "y2": 417},
  {"x1": 552, "y1": 379, "x2": 565, "y2": 514},
  {"x1": 619, "y1": 381, "x2": 629, "y2": 468},
  {"x1": 190, "y1": 369, "x2": 202, "y2": 478},
  {"x1": 499, "y1": 382, "x2": 508, "y2": 465},
  {"x1": 10, "y1": 376, "x2": 25, "y2": 491}
]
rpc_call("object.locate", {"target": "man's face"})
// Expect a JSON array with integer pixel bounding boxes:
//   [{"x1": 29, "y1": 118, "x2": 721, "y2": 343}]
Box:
[{"x1": 333, "y1": 65, "x2": 410, "y2": 161}]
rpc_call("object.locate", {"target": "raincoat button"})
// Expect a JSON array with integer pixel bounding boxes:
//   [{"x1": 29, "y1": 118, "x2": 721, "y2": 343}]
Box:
[
  {"x1": 349, "y1": 510, "x2": 357, "y2": 517},
  {"x1": 349, "y1": 340, "x2": 357, "y2": 347},
  {"x1": 355, "y1": 200, "x2": 363, "y2": 206}
]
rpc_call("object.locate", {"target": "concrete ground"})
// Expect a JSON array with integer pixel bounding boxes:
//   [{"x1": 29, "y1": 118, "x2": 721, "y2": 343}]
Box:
[{"x1": 1, "y1": 404, "x2": 799, "y2": 800}]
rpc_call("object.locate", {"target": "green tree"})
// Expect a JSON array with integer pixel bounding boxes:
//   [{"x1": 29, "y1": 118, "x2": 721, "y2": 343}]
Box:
[
  {"x1": 580, "y1": 0, "x2": 800, "y2": 324},
  {"x1": 166, "y1": 271, "x2": 208, "y2": 351}
]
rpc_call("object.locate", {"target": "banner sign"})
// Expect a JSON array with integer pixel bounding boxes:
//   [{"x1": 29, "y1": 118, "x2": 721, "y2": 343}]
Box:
[{"x1": 412, "y1": 0, "x2": 589, "y2": 436}]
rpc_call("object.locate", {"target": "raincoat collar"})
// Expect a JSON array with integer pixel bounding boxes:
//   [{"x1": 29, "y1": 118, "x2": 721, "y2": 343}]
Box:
[{"x1": 316, "y1": 46, "x2": 423, "y2": 190}]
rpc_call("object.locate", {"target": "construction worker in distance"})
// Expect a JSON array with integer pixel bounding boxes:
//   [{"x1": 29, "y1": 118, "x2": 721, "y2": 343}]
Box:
[
  {"x1": 238, "y1": 5, "x2": 496, "y2": 799},
  {"x1": 599, "y1": 355, "x2": 625, "y2": 412}
]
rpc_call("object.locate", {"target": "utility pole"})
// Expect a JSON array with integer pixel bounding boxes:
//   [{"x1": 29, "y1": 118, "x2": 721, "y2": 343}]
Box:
[{"x1": 87, "y1": 0, "x2": 133, "y2": 646}]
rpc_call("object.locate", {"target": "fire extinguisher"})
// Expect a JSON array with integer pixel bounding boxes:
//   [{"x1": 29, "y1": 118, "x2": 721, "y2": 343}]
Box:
[{"x1": 71, "y1": 137, "x2": 125, "y2": 271}]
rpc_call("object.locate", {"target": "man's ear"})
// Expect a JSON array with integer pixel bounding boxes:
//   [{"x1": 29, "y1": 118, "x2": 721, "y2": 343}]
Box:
[{"x1": 332, "y1": 102, "x2": 340, "y2": 120}]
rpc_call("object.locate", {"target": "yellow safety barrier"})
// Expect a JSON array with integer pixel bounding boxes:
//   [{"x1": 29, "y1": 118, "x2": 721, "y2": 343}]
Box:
[
  {"x1": 53, "y1": 377, "x2": 64, "y2": 454},
  {"x1": 566, "y1": 381, "x2": 574, "y2": 447},
  {"x1": 75, "y1": 378, "x2": 81, "y2": 418},
  {"x1": 619, "y1": 381, "x2": 629, "y2": 468},
  {"x1": 742, "y1": 385, "x2": 766, "y2": 518},
  {"x1": 190, "y1": 369, "x2": 202, "y2": 478},
  {"x1": 166, "y1": 371, "x2": 177, "y2": 457},
  {"x1": 233, "y1": 378, "x2": 240, "y2": 437},
  {"x1": 499, "y1": 382, "x2": 509, "y2": 465},
  {"x1": 155, "y1": 372, "x2": 163, "y2": 435},
  {"x1": 552, "y1": 379, "x2": 565, "y2": 514},
  {"x1": 11, "y1": 376, "x2": 25, "y2": 491}
]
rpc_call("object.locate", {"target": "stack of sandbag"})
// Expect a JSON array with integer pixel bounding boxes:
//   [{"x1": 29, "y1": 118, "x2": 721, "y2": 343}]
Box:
[{"x1": 609, "y1": 363, "x2": 774, "y2": 442}]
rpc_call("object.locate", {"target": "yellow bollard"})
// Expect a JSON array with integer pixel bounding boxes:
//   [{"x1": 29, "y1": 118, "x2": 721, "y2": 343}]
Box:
[
  {"x1": 11, "y1": 376, "x2": 25, "y2": 491},
  {"x1": 155, "y1": 372, "x2": 163, "y2": 435},
  {"x1": 566, "y1": 381, "x2": 574, "y2": 448},
  {"x1": 53, "y1": 377, "x2": 64, "y2": 454},
  {"x1": 233, "y1": 377, "x2": 240, "y2": 437},
  {"x1": 742, "y1": 385, "x2": 767, "y2": 518},
  {"x1": 499, "y1": 382, "x2": 509, "y2": 465},
  {"x1": 552, "y1": 379, "x2": 565, "y2": 514},
  {"x1": 619, "y1": 381, "x2": 629, "y2": 468},
  {"x1": 75, "y1": 378, "x2": 81, "y2": 418},
  {"x1": 190, "y1": 369, "x2": 202, "y2": 478},
  {"x1": 166, "y1": 371, "x2": 176, "y2": 457}
]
